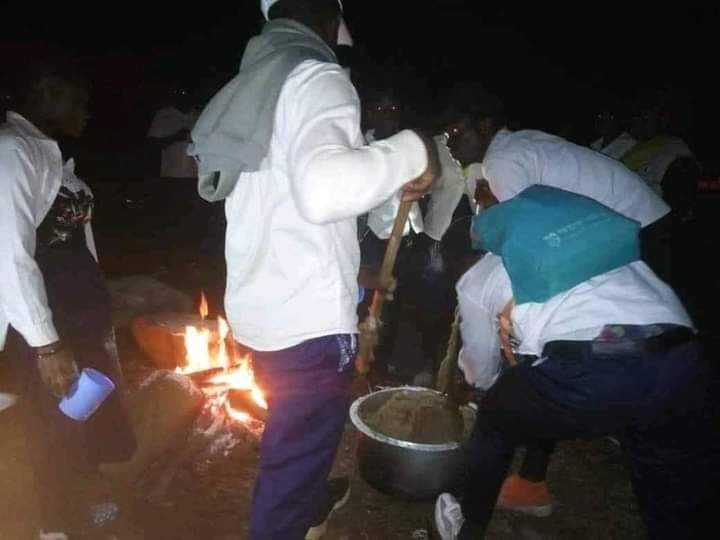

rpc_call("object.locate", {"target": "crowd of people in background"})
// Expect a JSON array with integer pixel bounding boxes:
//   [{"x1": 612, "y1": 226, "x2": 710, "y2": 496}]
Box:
[{"x1": 352, "y1": 82, "x2": 705, "y2": 387}]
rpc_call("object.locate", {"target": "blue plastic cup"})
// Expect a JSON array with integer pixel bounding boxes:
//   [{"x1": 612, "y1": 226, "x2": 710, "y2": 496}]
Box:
[{"x1": 59, "y1": 368, "x2": 115, "y2": 422}]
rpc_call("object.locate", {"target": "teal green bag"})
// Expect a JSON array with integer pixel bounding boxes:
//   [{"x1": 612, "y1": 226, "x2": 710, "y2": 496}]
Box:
[{"x1": 472, "y1": 185, "x2": 641, "y2": 304}]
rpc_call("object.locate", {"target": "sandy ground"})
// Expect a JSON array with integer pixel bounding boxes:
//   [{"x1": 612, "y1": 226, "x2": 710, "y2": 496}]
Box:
[
  {"x1": 0, "y1": 328, "x2": 646, "y2": 539},
  {"x1": 2, "y1": 187, "x2": 718, "y2": 539}
]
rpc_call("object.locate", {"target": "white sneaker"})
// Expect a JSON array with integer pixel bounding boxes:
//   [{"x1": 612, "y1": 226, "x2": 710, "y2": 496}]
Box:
[
  {"x1": 0, "y1": 392, "x2": 17, "y2": 412},
  {"x1": 435, "y1": 493, "x2": 465, "y2": 540}
]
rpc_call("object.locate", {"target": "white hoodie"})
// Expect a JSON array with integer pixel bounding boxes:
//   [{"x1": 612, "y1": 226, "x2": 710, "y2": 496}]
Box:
[{"x1": 224, "y1": 60, "x2": 427, "y2": 351}]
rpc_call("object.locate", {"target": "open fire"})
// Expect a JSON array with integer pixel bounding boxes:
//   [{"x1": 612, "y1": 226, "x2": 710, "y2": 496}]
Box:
[
  {"x1": 176, "y1": 292, "x2": 267, "y2": 426},
  {"x1": 134, "y1": 293, "x2": 269, "y2": 506}
]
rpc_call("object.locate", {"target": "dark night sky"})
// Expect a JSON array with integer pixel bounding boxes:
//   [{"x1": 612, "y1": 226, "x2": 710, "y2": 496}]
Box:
[{"x1": 1, "y1": 1, "x2": 717, "y2": 159}]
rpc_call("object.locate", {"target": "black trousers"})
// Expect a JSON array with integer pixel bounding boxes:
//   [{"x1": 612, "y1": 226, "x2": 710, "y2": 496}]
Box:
[
  {"x1": 517, "y1": 214, "x2": 683, "y2": 485},
  {"x1": 359, "y1": 229, "x2": 431, "y2": 373},
  {"x1": 458, "y1": 339, "x2": 718, "y2": 539},
  {"x1": 8, "y1": 243, "x2": 136, "y2": 531}
]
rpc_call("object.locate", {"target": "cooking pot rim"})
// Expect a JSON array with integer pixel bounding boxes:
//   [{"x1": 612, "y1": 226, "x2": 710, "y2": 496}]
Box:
[{"x1": 349, "y1": 386, "x2": 476, "y2": 453}]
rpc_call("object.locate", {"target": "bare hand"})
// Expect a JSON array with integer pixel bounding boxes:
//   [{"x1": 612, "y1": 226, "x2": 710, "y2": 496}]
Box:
[
  {"x1": 403, "y1": 130, "x2": 440, "y2": 202},
  {"x1": 474, "y1": 179, "x2": 499, "y2": 209},
  {"x1": 383, "y1": 276, "x2": 398, "y2": 301},
  {"x1": 36, "y1": 344, "x2": 79, "y2": 398}
]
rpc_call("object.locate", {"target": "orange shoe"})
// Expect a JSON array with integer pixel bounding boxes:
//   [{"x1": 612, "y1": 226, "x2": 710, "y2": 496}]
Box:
[{"x1": 496, "y1": 474, "x2": 553, "y2": 517}]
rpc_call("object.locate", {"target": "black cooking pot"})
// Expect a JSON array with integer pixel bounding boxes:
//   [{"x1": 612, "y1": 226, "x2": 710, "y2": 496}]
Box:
[{"x1": 349, "y1": 386, "x2": 476, "y2": 501}]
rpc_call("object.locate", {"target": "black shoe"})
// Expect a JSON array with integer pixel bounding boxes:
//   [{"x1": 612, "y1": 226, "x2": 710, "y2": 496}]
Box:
[{"x1": 305, "y1": 477, "x2": 351, "y2": 540}]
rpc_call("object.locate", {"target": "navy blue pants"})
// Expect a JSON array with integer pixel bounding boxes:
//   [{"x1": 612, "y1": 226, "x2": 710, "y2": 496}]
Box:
[
  {"x1": 458, "y1": 339, "x2": 719, "y2": 539},
  {"x1": 247, "y1": 334, "x2": 355, "y2": 540}
]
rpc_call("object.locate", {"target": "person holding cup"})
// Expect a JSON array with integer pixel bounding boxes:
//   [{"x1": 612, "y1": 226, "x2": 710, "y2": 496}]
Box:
[{"x1": 0, "y1": 62, "x2": 136, "y2": 539}]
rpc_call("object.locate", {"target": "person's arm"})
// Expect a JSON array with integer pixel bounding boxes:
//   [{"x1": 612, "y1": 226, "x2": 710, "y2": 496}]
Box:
[
  {"x1": 285, "y1": 62, "x2": 432, "y2": 224},
  {"x1": 474, "y1": 179, "x2": 499, "y2": 208},
  {"x1": 456, "y1": 255, "x2": 513, "y2": 390},
  {"x1": 0, "y1": 147, "x2": 77, "y2": 396},
  {"x1": 0, "y1": 148, "x2": 59, "y2": 347}
]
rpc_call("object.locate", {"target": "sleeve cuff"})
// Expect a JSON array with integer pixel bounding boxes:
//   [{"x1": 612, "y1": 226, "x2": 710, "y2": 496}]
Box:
[
  {"x1": 15, "y1": 320, "x2": 59, "y2": 348},
  {"x1": 387, "y1": 129, "x2": 428, "y2": 182}
]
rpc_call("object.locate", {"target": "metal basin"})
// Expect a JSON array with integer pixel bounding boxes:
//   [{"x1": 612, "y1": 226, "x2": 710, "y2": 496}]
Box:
[{"x1": 350, "y1": 386, "x2": 475, "y2": 500}]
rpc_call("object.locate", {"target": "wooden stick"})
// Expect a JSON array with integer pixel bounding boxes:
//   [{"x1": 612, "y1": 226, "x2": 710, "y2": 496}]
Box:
[
  {"x1": 378, "y1": 200, "x2": 414, "y2": 291},
  {"x1": 429, "y1": 306, "x2": 464, "y2": 441},
  {"x1": 357, "y1": 199, "x2": 413, "y2": 374},
  {"x1": 436, "y1": 306, "x2": 461, "y2": 396}
]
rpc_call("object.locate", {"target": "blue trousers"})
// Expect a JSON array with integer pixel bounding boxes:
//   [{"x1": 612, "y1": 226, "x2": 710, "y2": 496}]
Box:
[
  {"x1": 248, "y1": 334, "x2": 355, "y2": 540},
  {"x1": 459, "y1": 339, "x2": 719, "y2": 539}
]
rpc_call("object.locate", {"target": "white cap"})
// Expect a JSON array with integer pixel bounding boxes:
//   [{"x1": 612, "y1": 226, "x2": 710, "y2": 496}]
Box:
[
  {"x1": 261, "y1": 0, "x2": 347, "y2": 19},
  {"x1": 260, "y1": 0, "x2": 353, "y2": 46},
  {"x1": 260, "y1": 0, "x2": 280, "y2": 19}
]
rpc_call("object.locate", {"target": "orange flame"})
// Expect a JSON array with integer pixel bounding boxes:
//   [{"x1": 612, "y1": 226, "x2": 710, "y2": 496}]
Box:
[
  {"x1": 210, "y1": 359, "x2": 268, "y2": 410},
  {"x1": 199, "y1": 291, "x2": 209, "y2": 320},
  {"x1": 176, "y1": 294, "x2": 267, "y2": 422},
  {"x1": 226, "y1": 407, "x2": 252, "y2": 423}
]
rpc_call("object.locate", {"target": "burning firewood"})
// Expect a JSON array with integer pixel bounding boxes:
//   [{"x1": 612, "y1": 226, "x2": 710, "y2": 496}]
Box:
[
  {"x1": 228, "y1": 389, "x2": 269, "y2": 422},
  {"x1": 132, "y1": 312, "x2": 220, "y2": 370},
  {"x1": 187, "y1": 367, "x2": 227, "y2": 385},
  {"x1": 131, "y1": 293, "x2": 269, "y2": 506}
]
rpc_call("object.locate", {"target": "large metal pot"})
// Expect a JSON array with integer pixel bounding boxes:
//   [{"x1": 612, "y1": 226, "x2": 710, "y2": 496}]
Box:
[{"x1": 350, "y1": 386, "x2": 476, "y2": 500}]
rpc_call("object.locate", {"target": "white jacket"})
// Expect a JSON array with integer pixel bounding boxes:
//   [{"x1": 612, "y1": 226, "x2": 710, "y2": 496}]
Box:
[
  {"x1": 225, "y1": 60, "x2": 427, "y2": 351},
  {"x1": 0, "y1": 112, "x2": 97, "y2": 350},
  {"x1": 484, "y1": 129, "x2": 669, "y2": 227},
  {"x1": 457, "y1": 254, "x2": 692, "y2": 390},
  {"x1": 364, "y1": 129, "x2": 424, "y2": 239}
]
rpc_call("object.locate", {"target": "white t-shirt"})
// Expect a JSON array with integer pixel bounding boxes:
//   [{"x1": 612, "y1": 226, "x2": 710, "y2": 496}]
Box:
[
  {"x1": 225, "y1": 60, "x2": 427, "y2": 351},
  {"x1": 148, "y1": 106, "x2": 198, "y2": 179},
  {"x1": 483, "y1": 129, "x2": 669, "y2": 227},
  {"x1": 457, "y1": 253, "x2": 692, "y2": 389}
]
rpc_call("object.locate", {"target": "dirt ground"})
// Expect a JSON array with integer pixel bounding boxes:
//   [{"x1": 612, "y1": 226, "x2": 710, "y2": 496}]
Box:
[
  {"x1": 0, "y1": 319, "x2": 646, "y2": 540},
  {"x1": 2, "y1": 190, "x2": 718, "y2": 539}
]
